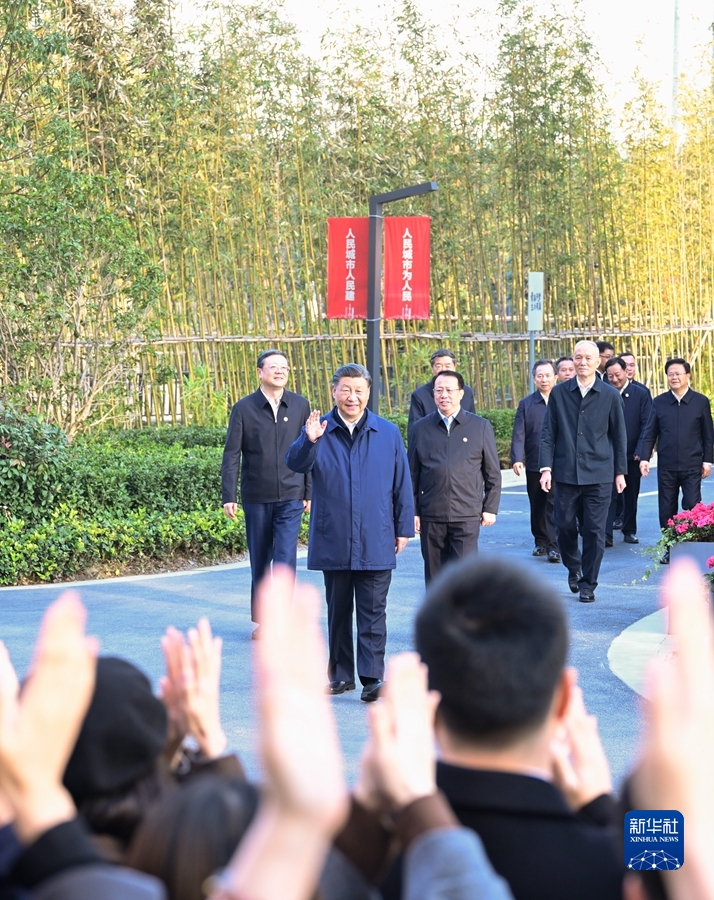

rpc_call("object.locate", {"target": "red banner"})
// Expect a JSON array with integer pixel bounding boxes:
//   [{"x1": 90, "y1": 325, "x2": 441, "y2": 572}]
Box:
[
  {"x1": 383, "y1": 216, "x2": 430, "y2": 320},
  {"x1": 326, "y1": 217, "x2": 369, "y2": 319}
]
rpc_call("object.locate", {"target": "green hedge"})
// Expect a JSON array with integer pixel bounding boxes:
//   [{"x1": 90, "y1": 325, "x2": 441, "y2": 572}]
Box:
[
  {"x1": 57, "y1": 444, "x2": 223, "y2": 517},
  {"x1": 81, "y1": 426, "x2": 227, "y2": 450},
  {"x1": 0, "y1": 506, "x2": 245, "y2": 584}
]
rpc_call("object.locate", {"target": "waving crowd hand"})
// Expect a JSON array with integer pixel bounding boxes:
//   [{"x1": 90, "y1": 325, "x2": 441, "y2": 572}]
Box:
[
  {"x1": 0, "y1": 591, "x2": 98, "y2": 844},
  {"x1": 160, "y1": 617, "x2": 227, "y2": 761}
]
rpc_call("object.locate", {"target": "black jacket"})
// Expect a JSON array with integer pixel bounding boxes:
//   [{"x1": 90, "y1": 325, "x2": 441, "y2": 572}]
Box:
[
  {"x1": 510, "y1": 392, "x2": 549, "y2": 472},
  {"x1": 539, "y1": 377, "x2": 627, "y2": 484},
  {"x1": 619, "y1": 382, "x2": 652, "y2": 459},
  {"x1": 635, "y1": 388, "x2": 714, "y2": 472},
  {"x1": 430, "y1": 764, "x2": 624, "y2": 900},
  {"x1": 408, "y1": 379, "x2": 475, "y2": 442},
  {"x1": 221, "y1": 389, "x2": 311, "y2": 504},
  {"x1": 408, "y1": 410, "x2": 501, "y2": 521}
]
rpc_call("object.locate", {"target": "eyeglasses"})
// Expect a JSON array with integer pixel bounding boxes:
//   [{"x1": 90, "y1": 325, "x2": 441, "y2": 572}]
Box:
[{"x1": 433, "y1": 388, "x2": 461, "y2": 395}]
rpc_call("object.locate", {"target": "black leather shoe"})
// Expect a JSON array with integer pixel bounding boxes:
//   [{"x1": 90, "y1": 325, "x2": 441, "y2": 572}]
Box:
[
  {"x1": 579, "y1": 589, "x2": 596, "y2": 603},
  {"x1": 548, "y1": 550, "x2": 561, "y2": 563},
  {"x1": 661, "y1": 549, "x2": 670, "y2": 565},
  {"x1": 326, "y1": 681, "x2": 355, "y2": 695},
  {"x1": 623, "y1": 534, "x2": 639, "y2": 544},
  {"x1": 567, "y1": 570, "x2": 581, "y2": 593},
  {"x1": 605, "y1": 535, "x2": 614, "y2": 548},
  {"x1": 613, "y1": 518, "x2": 623, "y2": 531},
  {"x1": 532, "y1": 546, "x2": 547, "y2": 557},
  {"x1": 360, "y1": 681, "x2": 383, "y2": 703}
]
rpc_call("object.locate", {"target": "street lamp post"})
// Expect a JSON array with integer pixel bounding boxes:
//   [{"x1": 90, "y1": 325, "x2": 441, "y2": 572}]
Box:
[{"x1": 366, "y1": 181, "x2": 438, "y2": 412}]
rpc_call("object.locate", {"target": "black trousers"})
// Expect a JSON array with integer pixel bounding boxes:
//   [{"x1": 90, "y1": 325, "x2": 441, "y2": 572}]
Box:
[
  {"x1": 554, "y1": 481, "x2": 612, "y2": 593},
  {"x1": 526, "y1": 470, "x2": 557, "y2": 551},
  {"x1": 419, "y1": 519, "x2": 480, "y2": 583},
  {"x1": 606, "y1": 460, "x2": 642, "y2": 537},
  {"x1": 323, "y1": 569, "x2": 392, "y2": 685},
  {"x1": 243, "y1": 500, "x2": 304, "y2": 622},
  {"x1": 657, "y1": 469, "x2": 702, "y2": 529}
]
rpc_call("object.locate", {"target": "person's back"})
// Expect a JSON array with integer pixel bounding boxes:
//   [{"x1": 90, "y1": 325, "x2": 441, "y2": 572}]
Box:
[{"x1": 383, "y1": 556, "x2": 624, "y2": 900}]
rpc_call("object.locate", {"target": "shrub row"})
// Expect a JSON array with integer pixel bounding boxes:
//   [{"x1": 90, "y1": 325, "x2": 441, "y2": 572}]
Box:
[
  {"x1": 58, "y1": 444, "x2": 223, "y2": 517},
  {"x1": 0, "y1": 506, "x2": 247, "y2": 584}
]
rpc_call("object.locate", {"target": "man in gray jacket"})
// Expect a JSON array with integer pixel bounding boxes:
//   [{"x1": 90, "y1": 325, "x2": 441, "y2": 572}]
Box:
[{"x1": 408, "y1": 371, "x2": 501, "y2": 583}]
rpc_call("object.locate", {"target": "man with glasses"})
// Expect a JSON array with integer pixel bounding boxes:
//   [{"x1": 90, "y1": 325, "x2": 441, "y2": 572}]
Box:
[
  {"x1": 286, "y1": 364, "x2": 413, "y2": 702},
  {"x1": 636, "y1": 358, "x2": 714, "y2": 563},
  {"x1": 595, "y1": 341, "x2": 615, "y2": 380},
  {"x1": 408, "y1": 348, "x2": 475, "y2": 442},
  {"x1": 222, "y1": 349, "x2": 312, "y2": 640},
  {"x1": 408, "y1": 370, "x2": 502, "y2": 583}
]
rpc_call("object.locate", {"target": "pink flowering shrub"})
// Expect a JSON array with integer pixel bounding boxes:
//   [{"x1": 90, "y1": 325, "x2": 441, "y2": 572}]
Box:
[{"x1": 661, "y1": 502, "x2": 714, "y2": 550}]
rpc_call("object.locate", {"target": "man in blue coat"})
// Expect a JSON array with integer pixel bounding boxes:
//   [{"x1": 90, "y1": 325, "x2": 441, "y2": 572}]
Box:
[{"x1": 286, "y1": 363, "x2": 414, "y2": 702}]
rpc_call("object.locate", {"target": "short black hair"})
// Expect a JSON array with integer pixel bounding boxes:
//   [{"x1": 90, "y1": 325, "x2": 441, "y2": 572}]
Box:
[
  {"x1": 415, "y1": 556, "x2": 568, "y2": 747},
  {"x1": 620, "y1": 350, "x2": 635, "y2": 360},
  {"x1": 532, "y1": 359, "x2": 556, "y2": 376},
  {"x1": 257, "y1": 349, "x2": 287, "y2": 369},
  {"x1": 596, "y1": 341, "x2": 615, "y2": 354},
  {"x1": 555, "y1": 356, "x2": 573, "y2": 369},
  {"x1": 332, "y1": 363, "x2": 372, "y2": 387},
  {"x1": 665, "y1": 357, "x2": 691, "y2": 375},
  {"x1": 430, "y1": 348, "x2": 456, "y2": 363},
  {"x1": 433, "y1": 371, "x2": 465, "y2": 390},
  {"x1": 605, "y1": 357, "x2": 626, "y2": 372}
]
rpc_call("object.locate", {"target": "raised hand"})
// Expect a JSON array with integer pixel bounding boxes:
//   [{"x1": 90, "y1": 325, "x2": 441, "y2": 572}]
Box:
[
  {"x1": 355, "y1": 652, "x2": 440, "y2": 813},
  {"x1": 181, "y1": 618, "x2": 226, "y2": 759},
  {"x1": 0, "y1": 591, "x2": 98, "y2": 843},
  {"x1": 631, "y1": 559, "x2": 714, "y2": 900},
  {"x1": 551, "y1": 673, "x2": 612, "y2": 810},
  {"x1": 160, "y1": 625, "x2": 189, "y2": 758},
  {"x1": 305, "y1": 410, "x2": 327, "y2": 443},
  {"x1": 212, "y1": 567, "x2": 347, "y2": 900}
]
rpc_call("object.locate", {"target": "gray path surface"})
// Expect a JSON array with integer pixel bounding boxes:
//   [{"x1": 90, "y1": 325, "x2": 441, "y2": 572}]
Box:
[{"x1": 1, "y1": 470, "x2": 709, "y2": 786}]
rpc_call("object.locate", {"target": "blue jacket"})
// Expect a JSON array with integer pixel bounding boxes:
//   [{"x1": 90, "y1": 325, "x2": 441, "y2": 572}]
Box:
[{"x1": 286, "y1": 409, "x2": 414, "y2": 571}]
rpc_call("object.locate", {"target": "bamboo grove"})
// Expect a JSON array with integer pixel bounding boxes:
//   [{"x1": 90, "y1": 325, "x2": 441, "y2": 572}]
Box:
[{"x1": 1, "y1": 0, "x2": 714, "y2": 433}]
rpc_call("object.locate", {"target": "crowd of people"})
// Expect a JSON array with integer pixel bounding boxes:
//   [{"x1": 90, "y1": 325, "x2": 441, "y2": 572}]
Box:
[
  {"x1": 1, "y1": 343, "x2": 712, "y2": 897},
  {"x1": 0, "y1": 554, "x2": 711, "y2": 900}
]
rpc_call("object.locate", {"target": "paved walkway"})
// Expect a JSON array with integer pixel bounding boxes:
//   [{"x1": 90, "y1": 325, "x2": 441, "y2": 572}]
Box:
[{"x1": 2, "y1": 470, "x2": 707, "y2": 786}]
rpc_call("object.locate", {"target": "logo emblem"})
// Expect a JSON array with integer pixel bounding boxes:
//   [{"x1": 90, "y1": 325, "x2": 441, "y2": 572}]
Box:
[{"x1": 624, "y1": 810, "x2": 683, "y2": 870}]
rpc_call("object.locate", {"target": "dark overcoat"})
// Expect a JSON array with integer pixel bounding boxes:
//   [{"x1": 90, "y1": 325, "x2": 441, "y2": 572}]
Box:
[
  {"x1": 510, "y1": 392, "x2": 548, "y2": 472},
  {"x1": 285, "y1": 409, "x2": 414, "y2": 571},
  {"x1": 221, "y1": 389, "x2": 311, "y2": 505},
  {"x1": 635, "y1": 388, "x2": 714, "y2": 472},
  {"x1": 409, "y1": 410, "x2": 501, "y2": 521},
  {"x1": 539, "y1": 377, "x2": 627, "y2": 484}
]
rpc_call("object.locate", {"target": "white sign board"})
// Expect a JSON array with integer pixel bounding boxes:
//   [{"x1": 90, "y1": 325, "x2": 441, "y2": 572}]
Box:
[{"x1": 527, "y1": 272, "x2": 544, "y2": 331}]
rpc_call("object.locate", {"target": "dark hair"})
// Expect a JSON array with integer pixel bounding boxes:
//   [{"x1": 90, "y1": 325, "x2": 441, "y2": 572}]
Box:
[
  {"x1": 605, "y1": 357, "x2": 626, "y2": 372},
  {"x1": 555, "y1": 356, "x2": 573, "y2": 369},
  {"x1": 257, "y1": 349, "x2": 287, "y2": 369},
  {"x1": 620, "y1": 351, "x2": 635, "y2": 361},
  {"x1": 430, "y1": 348, "x2": 456, "y2": 363},
  {"x1": 532, "y1": 359, "x2": 556, "y2": 377},
  {"x1": 415, "y1": 556, "x2": 568, "y2": 747},
  {"x1": 127, "y1": 776, "x2": 259, "y2": 900},
  {"x1": 596, "y1": 341, "x2": 615, "y2": 354},
  {"x1": 433, "y1": 371, "x2": 465, "y2": 390},
  {"x1": 332, "y1": 363, "x2": 372, "y2": 387},
  {"x1": 77, "y1": 761, "x2": 175, "y2": 847},
  {"x1": 665, "y1": 357, "x2": 691, "y2": 375}
]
